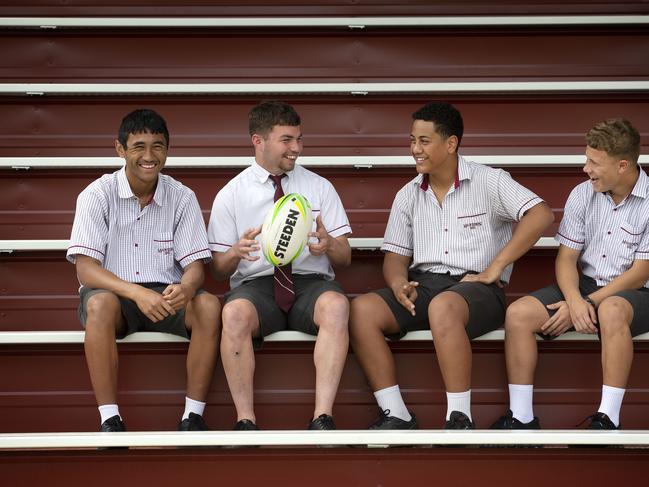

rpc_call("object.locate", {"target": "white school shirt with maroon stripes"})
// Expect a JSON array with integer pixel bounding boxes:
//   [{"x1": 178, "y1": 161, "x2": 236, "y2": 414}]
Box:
[
  {"x1": 381, "y1": 155, "x2": 543, "y2": 283},
  {"x1": 66, "y1": 167, "x2": 211, "y2": 284},
  {"x1": 207, "y1": 161, "x2": 352, "y2": 289},
  {"x1": 556, "y1": 168, "x2": 649, "y2": 288}
]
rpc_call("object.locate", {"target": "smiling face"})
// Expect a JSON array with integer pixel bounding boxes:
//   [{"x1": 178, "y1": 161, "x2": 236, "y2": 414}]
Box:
[
  {"x1": 253, "y1": 124, "x2": 303, "y2": 174},
  {"x1": 583, "y1": 145, "x2": 625, "y2": 194},
  {"x1": 409, "y1": 119, "x2": 458, "y2": 175},
  {"x1": 115, "y1": 131, "x2": 168, "y2": 193}
]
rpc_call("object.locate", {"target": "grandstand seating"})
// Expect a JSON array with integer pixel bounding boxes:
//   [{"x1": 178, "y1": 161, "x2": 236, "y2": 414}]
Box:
[{"x1": 1, "y1": 2, "x2": 649, "y2": 484}]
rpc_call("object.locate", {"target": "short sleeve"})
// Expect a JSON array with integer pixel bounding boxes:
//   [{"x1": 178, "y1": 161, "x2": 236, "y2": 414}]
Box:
[
  {"x1": 381, "y1": 188, "x2": 414, "y2": 257},
  {"x1": 66, "y1": 188, "x2": 109, "y2": 265}
]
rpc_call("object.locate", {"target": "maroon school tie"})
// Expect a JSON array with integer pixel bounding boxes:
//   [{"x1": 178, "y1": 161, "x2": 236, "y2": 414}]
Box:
[{"x1": 269, "y1": 174, "x2": 296, "y2": 312}]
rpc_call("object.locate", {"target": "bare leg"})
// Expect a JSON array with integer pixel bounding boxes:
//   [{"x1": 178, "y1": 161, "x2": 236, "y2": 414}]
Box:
[
  {"x1": 312, "y1": 292, "x2": 349, "y2": 418},
  {"x1": 504, "y1": 296, "x2": 549, "y2": 385},
  {"x1": 83, "y1": 292, "x2": 125, "y2": 406},
  {"x1": 349, "y1": 293, "x2": 401, "y2": 391},
  {"x1": 598, "y1": 297, "x2": 634, "y2": 388},
  {"x1": 428, "y1": 291, "x2": 471, "y2": 392},
  {"x1": 220, "y1": 299, "x2": 260, "y2": 422},
  {"x1": 184, "y1": 292, "x2": 221, "y2": 401}
]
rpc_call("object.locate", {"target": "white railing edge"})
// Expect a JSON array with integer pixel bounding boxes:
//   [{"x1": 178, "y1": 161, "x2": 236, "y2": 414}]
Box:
[
  {"x1": 1, "y1": 429, "x2": 649, "y2": 449},
  {"x1": 1, "y1": 15, "x2": 648, "y2": 29},
  {"x1": 2, "y1": 329, "x2": 648, "y2": 345},
  {"x1": 0, "y1": 237, "x2": 560, "y2": 253}
]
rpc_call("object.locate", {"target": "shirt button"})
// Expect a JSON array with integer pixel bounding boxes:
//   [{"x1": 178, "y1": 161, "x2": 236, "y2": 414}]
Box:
[
  {"x1": 613, "y1": 208, "x2": 618, "y2": 212},
  {"x1": 444, "y1": 251, "x2": 449, "y2": 254},
  {"x1": 444, "y1": 228, "x2": 448, "y2": 232},
  {"x1": 136, "y1": 271, "x2": 140, "y2": 275},
  {"x1": 607, "y1": 231, "x2": 611, "y2": 235},
  {"x1": 137, "y1": 217, "x2": 141, "y2": 221},
  {"x1": 134, "y1": 243, "x2": 138, "y2": 247},
  {"x1": 602, "y1": 255, "x2": 606, "y2": 258}
]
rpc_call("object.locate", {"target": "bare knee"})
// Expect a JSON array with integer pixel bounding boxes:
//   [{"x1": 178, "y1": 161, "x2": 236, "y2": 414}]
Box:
[
  {"x1": 505, "y1": 297, "x2": 546, "y2": 334},
  {"x1": 428, "y1": 292, "x2": 467, "y2": 336},
  {"x1": 187, "y1": 292, "x2": 221, "y2": 335},
  {"x1": 598, "y1": 297, "x2": 633, "y2": 338},
  {"x1": 221, "y1": 299, "x2": 258, "y2": 342},
  {"x1": 314, "y1": 291, "x2": 349, "y2": 335},
  {"x1": 85, "y1": 292, "x2": 121, "y2": 334},
  {"x1": 350, "y1": 293, "x2": 395, "y2": 336}
]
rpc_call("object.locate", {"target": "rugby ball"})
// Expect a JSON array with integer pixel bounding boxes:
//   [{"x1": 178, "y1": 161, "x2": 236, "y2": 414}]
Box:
[{"x1": 261, "y1": 193, "x2": 312, "y2": 267}]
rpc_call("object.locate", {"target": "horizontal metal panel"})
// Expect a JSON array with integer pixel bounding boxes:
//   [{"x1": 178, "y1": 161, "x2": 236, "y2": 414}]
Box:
[
  {"x1": 2, "y1": 449, "x2": 649, "y2": 487},
  {"x1": 1, "y1": 1, "x2": 648, "y2": 17},
  {"x1": 0, "y1": 251, "x2": 558, "y2": 331},
  {"x1": 0, "y1": 96, "x2": 647, "y2": 157},
  {"x1": 2, "y1": 29, "x2": 648, "y2": 83},
  {"x1": 1, "y1": 342, "x2": 649, "y2": 432},
  {"x1": 0, "y1": 167, "x2": 577, "y2": 240}
]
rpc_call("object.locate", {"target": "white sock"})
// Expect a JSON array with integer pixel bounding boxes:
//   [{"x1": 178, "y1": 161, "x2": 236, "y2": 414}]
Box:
[
  {"x1": 446, "y1": 390, "x2": 471, "y2": 421},
  {"x1": 509, "y1": 384, "x2": 534, "y2": 424},
  {"x1": 597, "y1": 385, "x2": 625, "y2": 427},
  {"x1": 98, "y1": 404, "x2": 120, "y2": 424},
  {"x1": 374, "y1": 385, "x2": 412, "y2": 421},
  {"x1": 182, "y1": 396, "x2": 206, "y2": 420}
]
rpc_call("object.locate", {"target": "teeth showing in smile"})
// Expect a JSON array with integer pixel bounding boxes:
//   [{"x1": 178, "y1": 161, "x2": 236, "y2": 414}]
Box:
[
  {"x1": 139, "y1": 163, "x2": 156, "y2": 169},
  {"x1": 285, "y1": 155, "x2": 297, "y2": 160}
]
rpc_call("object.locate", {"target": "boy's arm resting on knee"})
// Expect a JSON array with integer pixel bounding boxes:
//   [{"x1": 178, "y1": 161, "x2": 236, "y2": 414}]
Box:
[
  {"x1": 383, "y1": 252, "x2": 418, "y2": 315},
  {"x1": 466, "y1": 202, "x2": 554, "y2": 285},
  {"x1": 556, "y1": 245, "x2": 597, "y2": 332},
  {"x1": 76, "y1": 255, "x2": 175, "y2": 321},
  {"x1": 76, "y1": 254, "x2": 141, "y2": 300},
  {"x1": 588, "y1": 260, "x2": 649, "y2": 306},
  {"x1": 162, "y1": 261, "x2": 204, "y2": 310}
]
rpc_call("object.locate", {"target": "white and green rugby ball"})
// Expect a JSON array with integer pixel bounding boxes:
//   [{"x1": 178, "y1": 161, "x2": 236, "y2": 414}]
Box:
[{"x1": 261, "y1": 193, "x2": 313, "y2": 267}]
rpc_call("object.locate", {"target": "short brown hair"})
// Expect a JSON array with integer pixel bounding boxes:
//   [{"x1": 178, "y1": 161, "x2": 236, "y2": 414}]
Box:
[
  {"x1": 586, "y1": 118, "x2": 640, "y2": 164},
  {"x1": 248, "y1": 100, "x2": 301, "y2": 137}
]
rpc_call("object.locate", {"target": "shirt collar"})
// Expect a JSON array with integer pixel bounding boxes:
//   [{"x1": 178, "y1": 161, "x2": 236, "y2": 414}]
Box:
[
  {"x1": 250, "y1": 160, "x2": 294, "y2": 185},
  {"x1": 116, "y1": 166, "x2": 164, "y2": 206},
  {"x1": 416, "y1": 154, "x2": 471, "y2": 192},
  {"x1": 630, "y1": 166, "x2": 649, "y2": 199}
]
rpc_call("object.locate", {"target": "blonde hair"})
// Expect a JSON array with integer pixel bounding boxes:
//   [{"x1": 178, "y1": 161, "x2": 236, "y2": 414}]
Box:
[{"x1": 586, "y1": 118, "x2": 640, "y2": 164}]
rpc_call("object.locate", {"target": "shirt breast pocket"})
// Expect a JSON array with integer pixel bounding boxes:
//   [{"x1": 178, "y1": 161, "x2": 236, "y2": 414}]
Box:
[
  {"x1": 455, "y1": 208, "x2": 489, "y2": 249},
  {"x1": 618, "y1": 222, "x2": 643, "y2": 262},
  {"x1": 154, "y1": 232, "x2": 175, "y2": 268}
]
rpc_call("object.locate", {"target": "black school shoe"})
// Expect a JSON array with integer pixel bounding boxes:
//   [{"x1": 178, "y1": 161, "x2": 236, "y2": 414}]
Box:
[
  {"x1": 368, "y1": 408, "x2": 418, "y2": 430},
  {"x1": 308, "y1": 414, "x2": 336, "y2": 430},
  {"x1": 100, "y1": 415, "x2": 126, "y2": 432},
  {"x1": 234, "y1": 419, "x2": 260, "y2": 431},
  {"x1": 178, "y1": 412, "x2": 209, "y2": 431},
  {"x1": 444, "y1": 411, "x2": 475, "y2": 429},
  {"x1": 490, "y1": 409, "x2": 541, "y2": 429},
  {"x1": 584, "y1": 412, "x2": 619, "y2": 430}
]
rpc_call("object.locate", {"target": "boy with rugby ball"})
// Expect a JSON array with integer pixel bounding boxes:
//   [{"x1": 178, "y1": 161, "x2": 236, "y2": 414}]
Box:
[{"x1": 208, "y1": 100, "x2": 352, "y2": 431}]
